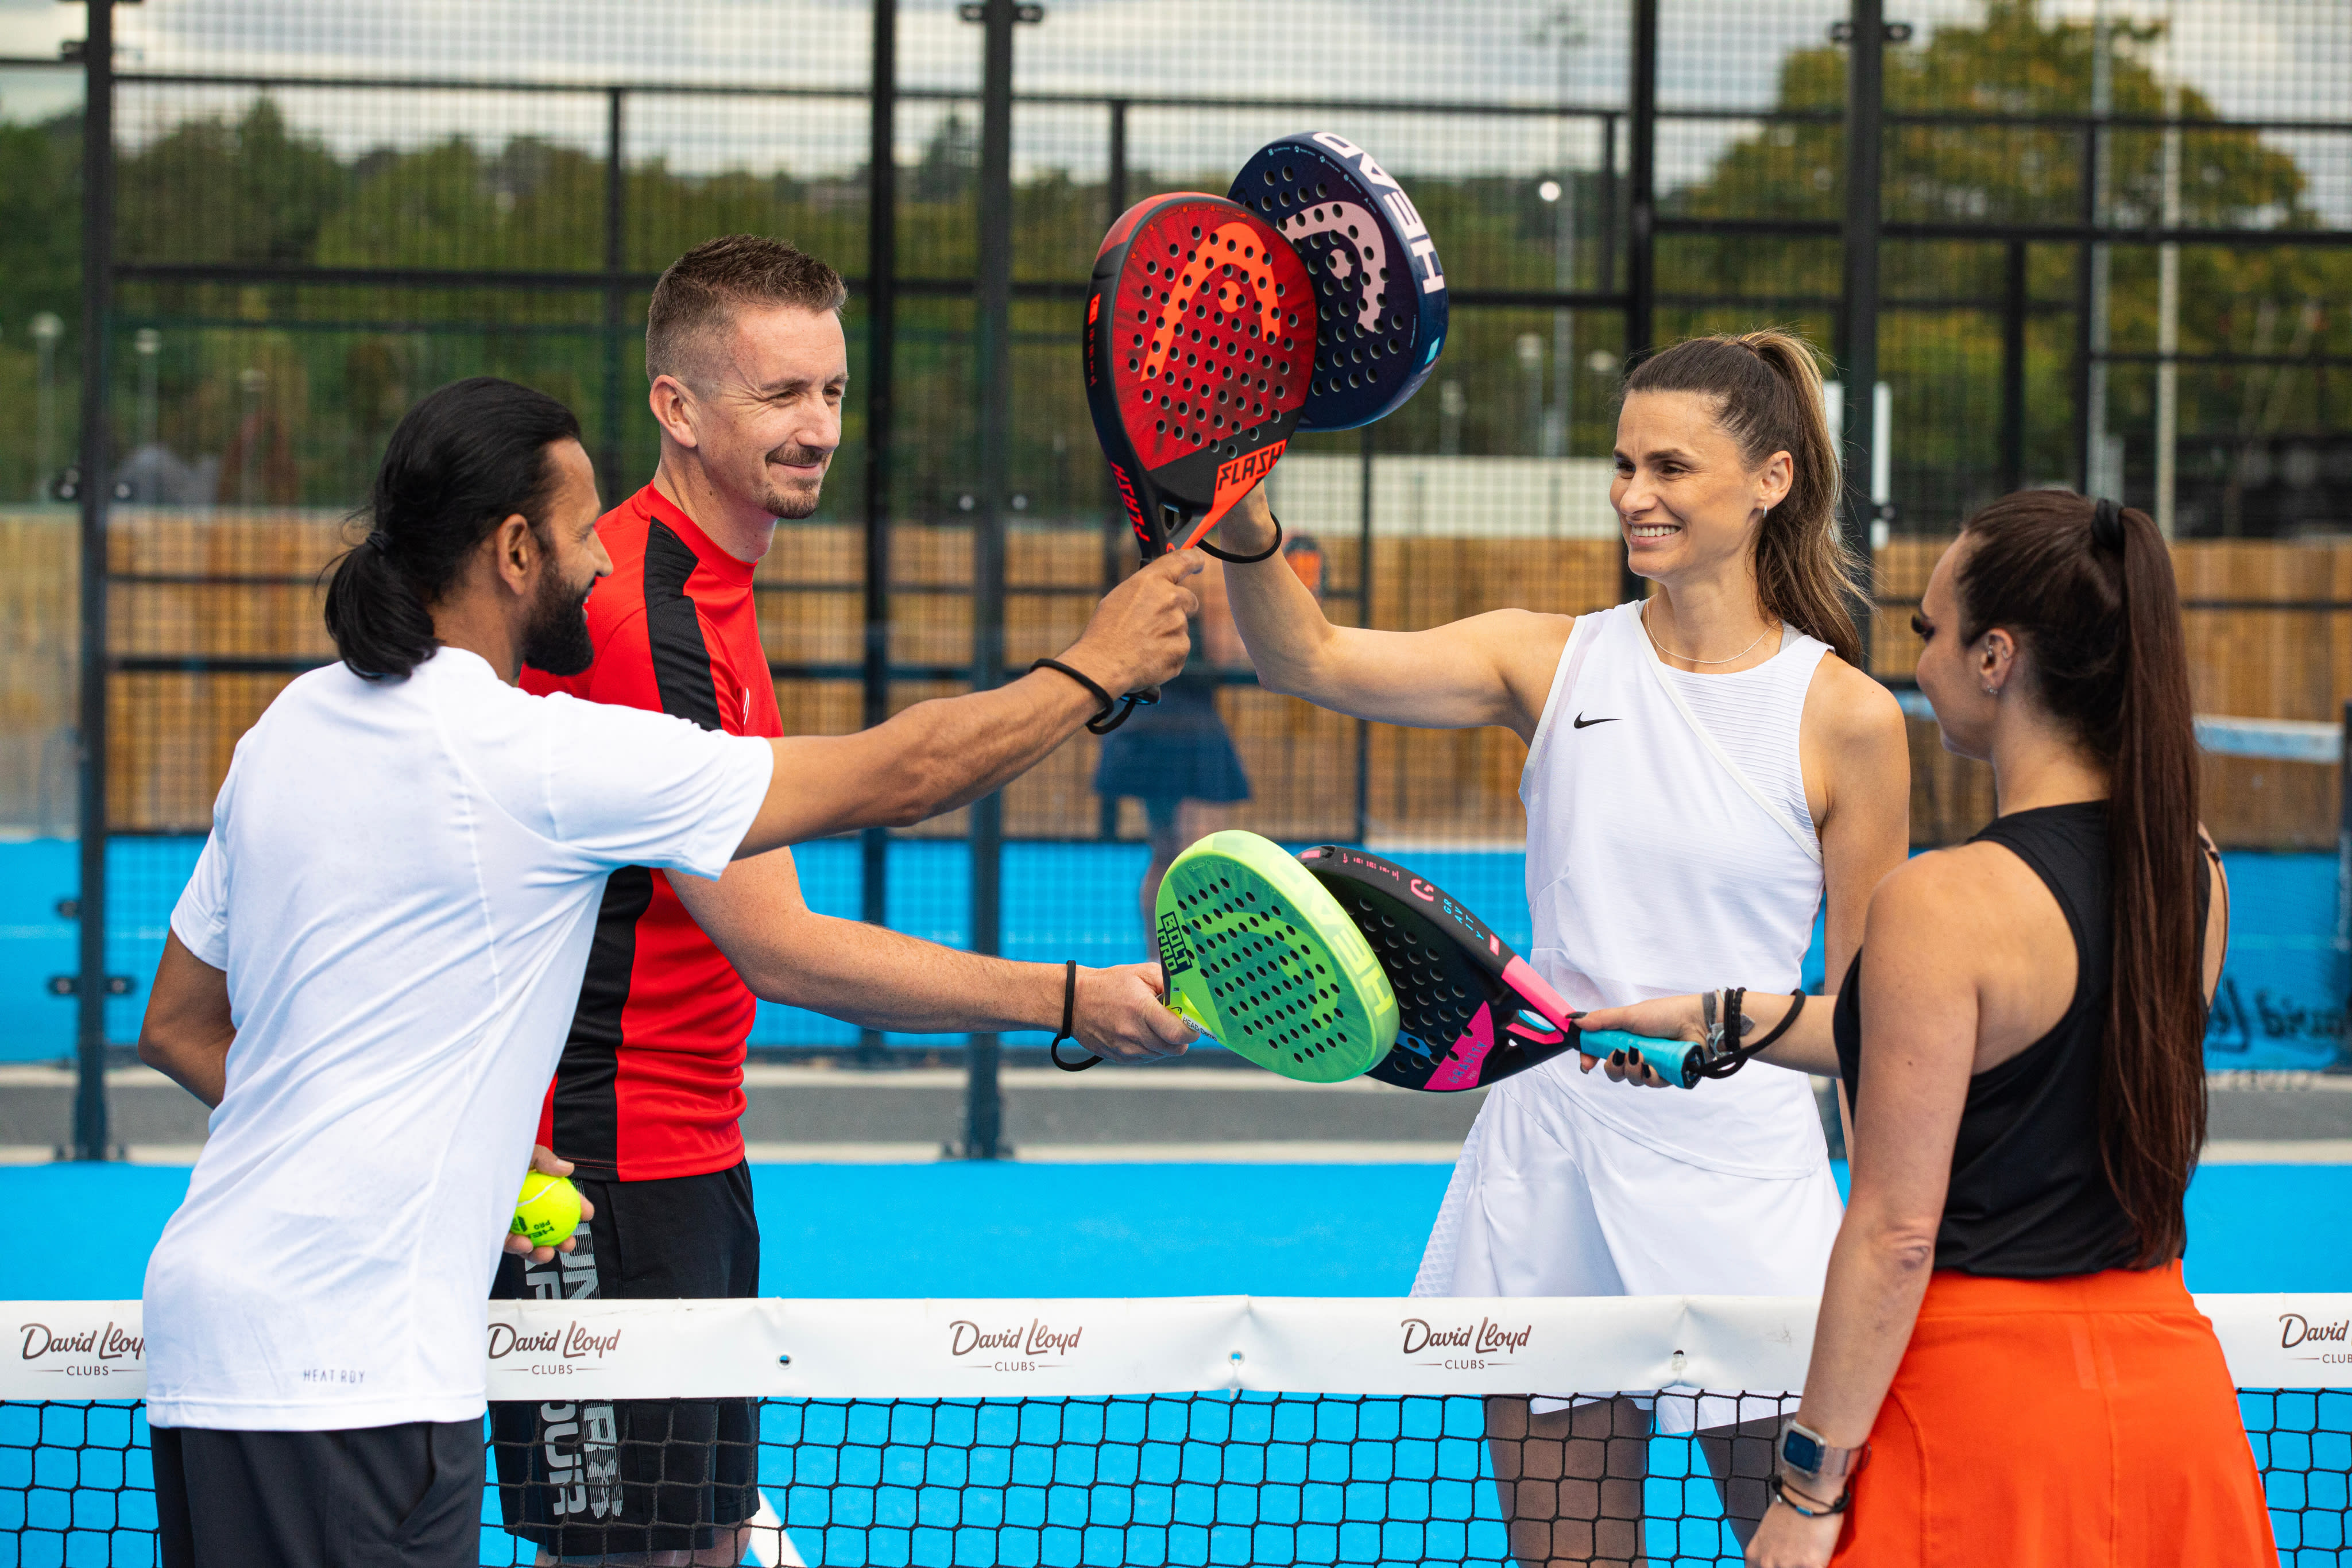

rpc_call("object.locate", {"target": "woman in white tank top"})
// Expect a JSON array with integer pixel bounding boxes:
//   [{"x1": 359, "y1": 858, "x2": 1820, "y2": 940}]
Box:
[{"x1": 1210, "y1": 330, "x2": 1910, "y2": 1566}]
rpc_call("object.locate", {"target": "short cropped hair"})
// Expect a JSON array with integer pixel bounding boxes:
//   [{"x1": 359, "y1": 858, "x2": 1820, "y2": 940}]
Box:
[{"x1": 645, "y1": 234, "x2": 848, "y2": 385}]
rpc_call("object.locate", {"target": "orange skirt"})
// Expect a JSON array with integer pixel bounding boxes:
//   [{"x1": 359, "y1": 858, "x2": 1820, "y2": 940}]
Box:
[{"x1": 1829, "y1": 1263, "x2": 2277, "y2": 1567}]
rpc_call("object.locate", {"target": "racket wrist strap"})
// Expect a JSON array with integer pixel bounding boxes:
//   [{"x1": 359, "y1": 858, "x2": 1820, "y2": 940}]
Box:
[
  {"x1": 1048, "y1": 959, "x2": 1101, "y2": 1073},
  {"x1": 1031, "y1": 657, "x2": 1116, "y2": 724},
  {"x1": 1700, "y1": 989, "x2": 1804, "y2": 1079},
  {"x1": 1198, "y1": 512, "x2": 1283, "y2": 565}
]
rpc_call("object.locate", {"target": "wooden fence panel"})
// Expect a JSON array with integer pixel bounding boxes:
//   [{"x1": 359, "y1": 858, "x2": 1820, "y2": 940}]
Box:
[{"x1": 1, "y1": 512, "x2": 2342, "y2": 847}]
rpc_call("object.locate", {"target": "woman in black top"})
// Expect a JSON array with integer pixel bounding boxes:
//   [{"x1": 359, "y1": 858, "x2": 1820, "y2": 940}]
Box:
[{"x1": 1580, "y1": 491, "x2": 2273, "y2": 1566}]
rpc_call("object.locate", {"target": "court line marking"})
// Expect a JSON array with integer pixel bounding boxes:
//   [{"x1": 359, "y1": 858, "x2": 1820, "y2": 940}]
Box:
[
  {"x1": 1014, "y1": 1141, "x2": 1467, "y2": 1163},
  {"x1": 2200, "y1": 1139, "x2": 2352, "y2": 1164},
  {"x1": 1, "y1": 1141, "x2": 2347, "y2": 1168},
  {"x1": 4, "y1": 1064, "x2": 2332, "y2": 1093}
]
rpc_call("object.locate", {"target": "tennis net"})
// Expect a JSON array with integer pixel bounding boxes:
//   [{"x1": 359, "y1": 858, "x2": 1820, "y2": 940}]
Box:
[{"x1": 5, "y1": 1295, "x2": 2348, "y2": 1566}]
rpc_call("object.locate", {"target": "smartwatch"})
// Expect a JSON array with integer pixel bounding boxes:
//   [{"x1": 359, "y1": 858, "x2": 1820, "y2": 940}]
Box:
[{"x1": 1778, "y1": 1419, "x2": 1869, "y2": 1487}]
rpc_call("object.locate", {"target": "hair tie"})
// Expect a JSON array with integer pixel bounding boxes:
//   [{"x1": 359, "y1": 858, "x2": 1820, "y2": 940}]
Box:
[
  {"x1": 2090, "y1": 497, "x2": 2125, "y2": 552},
  {"x1": 365, "y1": 530, "x2": 396, "y2": 555}
]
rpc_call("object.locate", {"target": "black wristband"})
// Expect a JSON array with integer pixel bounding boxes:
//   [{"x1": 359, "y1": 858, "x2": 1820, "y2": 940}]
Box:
[
  {"x1": 1197, "y1": 512, "x2": 1283, "y2": 564},
  {"x1": 1049, "y1": 959, "x2": 1101, "y2": 1073},
  {"x1": 1768, "y1": 1474, "x2": 1851, "y2": 1517},
  {"x1": 1031, "y1": 658, "x2": 1116, "y2": 723}
]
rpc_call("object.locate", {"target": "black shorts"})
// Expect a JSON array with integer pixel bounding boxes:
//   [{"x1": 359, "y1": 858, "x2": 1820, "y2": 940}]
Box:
[
  {"x1": 488, "y1": 1160, "x2": 761, "y2": 1558},
  {"x1": 153, "y1": 1419, "x2": 481, "y2": 1568}
]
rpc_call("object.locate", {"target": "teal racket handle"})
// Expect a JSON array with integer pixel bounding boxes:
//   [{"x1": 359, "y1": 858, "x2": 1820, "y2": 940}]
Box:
[{"x1": 1575, "y1": 1028, "x2": 1704, "y2": 1090}]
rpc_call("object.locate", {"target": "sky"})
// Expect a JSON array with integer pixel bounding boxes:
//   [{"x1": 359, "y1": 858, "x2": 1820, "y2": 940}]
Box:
[{"x1": 0, "y1": 0, "x2": 2345, "y2": 218}]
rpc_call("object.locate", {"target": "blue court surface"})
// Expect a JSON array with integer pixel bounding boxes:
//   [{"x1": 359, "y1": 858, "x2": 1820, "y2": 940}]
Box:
[
  {"x1": 5, "y1": 1156, "x2": 2347, "y2": 1302},
  {"x1": 2, "y1": 838, "x2": 2343, "y2": 1069}
]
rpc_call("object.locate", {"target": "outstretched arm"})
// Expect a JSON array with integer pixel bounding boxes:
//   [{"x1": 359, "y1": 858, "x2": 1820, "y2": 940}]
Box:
[
  {"x1": 671, "y1": 847, "x2": 1196, "y2": 1062},
  {"x1": 1208, "y1": 487, "x2": 1570, "y2": 741},
  {"x1": 734, "y1": 549, "x2": 1201, "y2": 855}
]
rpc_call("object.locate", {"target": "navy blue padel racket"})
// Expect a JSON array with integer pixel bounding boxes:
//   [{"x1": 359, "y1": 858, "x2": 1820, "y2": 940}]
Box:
[
  {"x1": 1228, "y1": 133, "x2": 1448, "y2": 432},
  {"x1": 1296, "y1": 846, "x2": 1706, "y2": 1091}
]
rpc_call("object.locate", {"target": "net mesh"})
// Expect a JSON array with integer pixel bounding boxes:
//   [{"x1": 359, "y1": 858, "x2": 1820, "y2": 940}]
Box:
[{"x1": 6, "y1": 1387, "x2": 2348, "y2": 1565}]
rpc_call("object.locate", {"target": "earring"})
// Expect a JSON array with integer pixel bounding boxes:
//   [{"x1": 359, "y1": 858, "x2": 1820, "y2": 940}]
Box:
[{"x1": 1982, "y1": 683, "x2": 1999, "y2": 697}]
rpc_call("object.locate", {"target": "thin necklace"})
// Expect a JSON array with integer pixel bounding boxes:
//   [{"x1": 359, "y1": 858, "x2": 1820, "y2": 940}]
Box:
[{"x1": 1642, "y1": 601, "x2": 1775, "y2": 666}]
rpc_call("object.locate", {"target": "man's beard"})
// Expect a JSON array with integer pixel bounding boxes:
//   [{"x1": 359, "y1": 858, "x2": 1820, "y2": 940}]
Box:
[
  {"x1": 520, "y1": 564, "x2": 597, "y2": 677},
  {"x1": 758, "y1": 442, "x2": 829, "y2": 520}
]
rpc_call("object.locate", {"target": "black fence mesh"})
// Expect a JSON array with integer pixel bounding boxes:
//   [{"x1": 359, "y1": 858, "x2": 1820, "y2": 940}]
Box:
[
  {"x1": 5, "y1": 1387, "x2": 2347, "y2": 1565},
  {"x1": 1, "y1": 2, "x2": 2348, "y2": 1080}
]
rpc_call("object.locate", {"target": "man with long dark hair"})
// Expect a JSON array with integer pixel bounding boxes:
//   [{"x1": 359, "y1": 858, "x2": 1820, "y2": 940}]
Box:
[{"x1": 131, "y1": 375, "x2": 1198, "y2": 1568}]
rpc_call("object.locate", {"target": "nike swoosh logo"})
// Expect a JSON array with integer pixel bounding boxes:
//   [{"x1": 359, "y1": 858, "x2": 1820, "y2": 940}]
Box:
[{"x1": 1572, "y1": 713, "x2": 1619, "y2": 729}]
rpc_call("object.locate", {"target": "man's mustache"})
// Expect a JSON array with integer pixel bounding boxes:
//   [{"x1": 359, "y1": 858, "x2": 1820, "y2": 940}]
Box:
[{"x1": 765, "y1": 444, "x2": 832, "y2": 469}]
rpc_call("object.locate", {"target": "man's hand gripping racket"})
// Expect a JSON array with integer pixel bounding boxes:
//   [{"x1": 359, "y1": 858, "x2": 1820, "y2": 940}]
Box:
[{"x1": 1081, "y1": 193, "x2": 1316, "y2": 731}]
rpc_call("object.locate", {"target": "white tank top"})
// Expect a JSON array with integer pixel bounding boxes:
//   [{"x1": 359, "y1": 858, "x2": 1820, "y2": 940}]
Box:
[{"x1": 1515, "y1": 599, "x2": 1831, "y2": 1178}]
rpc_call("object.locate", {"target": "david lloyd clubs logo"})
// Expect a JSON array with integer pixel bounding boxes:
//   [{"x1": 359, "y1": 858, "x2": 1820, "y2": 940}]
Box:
[
  {"x1": 18, "y1": 1318, "x2": 144, "y2": 1381},
  {"x1": 949, "y1": 1317, "x2": 1084, "y2": 1373},
  {"x1": 1399, "y1": 1316, "x2": 1533, "y2": 1369},
  {"x1": 2280, "y1": 1311, "x2": 2351, "y2": 1366},
  {"x1": 486, "y1": 1319, "x2": 625, "y2": 1377}
]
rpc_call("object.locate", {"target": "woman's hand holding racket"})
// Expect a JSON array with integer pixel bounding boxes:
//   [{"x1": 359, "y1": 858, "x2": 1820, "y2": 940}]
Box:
[
  {"x1": 1207, "y1": 481, "x2": 1282, "y2": 560},
  {"x1": 1572, "y1": 997, "x2": 1704, "y2": 1088},
  {"x1": 1070, "y1": 962, "x2": 1198, "y2": 1063}
]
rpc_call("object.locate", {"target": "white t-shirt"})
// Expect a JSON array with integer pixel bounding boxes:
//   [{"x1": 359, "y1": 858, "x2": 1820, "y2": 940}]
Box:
[{"x1": 145, "y1": 647, "x2": 773, "y2": 1431}]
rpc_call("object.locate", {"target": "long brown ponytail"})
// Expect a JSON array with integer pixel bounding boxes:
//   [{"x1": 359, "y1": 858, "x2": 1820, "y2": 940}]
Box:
[
  {"x1": 1622, "y1": 329, "x2": 1864, "y2": 666},
  {"x1": 1956, "y1": 491, "x2": 2204, "y2": 1266}
]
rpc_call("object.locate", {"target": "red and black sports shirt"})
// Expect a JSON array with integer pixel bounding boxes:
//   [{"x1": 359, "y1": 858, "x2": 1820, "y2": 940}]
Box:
[{"x1": 521, "y1": 484, "x2": 782, "y2": 1180}]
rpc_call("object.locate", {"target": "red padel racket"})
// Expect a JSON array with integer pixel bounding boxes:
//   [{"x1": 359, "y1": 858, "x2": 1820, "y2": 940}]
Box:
[
  {"x1": 1295, "y1": 845, "x2": 1710, "y2": 1091},
  {"x1": 1082, "y1": 193, "x2": 1316, "y2": 728}
]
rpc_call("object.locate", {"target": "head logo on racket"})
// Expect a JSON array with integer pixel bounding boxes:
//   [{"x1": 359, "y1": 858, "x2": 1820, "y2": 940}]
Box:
[{"x1": 1229, "y1": 133, "x2": 1448, "y2": 432}]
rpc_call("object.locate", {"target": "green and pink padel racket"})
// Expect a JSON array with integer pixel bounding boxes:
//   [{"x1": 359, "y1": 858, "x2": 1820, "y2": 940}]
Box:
[{"x1": 1125, "y1": 831, "x2": 1700, "y2": 1088}]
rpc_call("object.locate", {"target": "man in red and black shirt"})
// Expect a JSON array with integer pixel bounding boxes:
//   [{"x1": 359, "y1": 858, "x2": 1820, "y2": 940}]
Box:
[{"x1": 492, "y1": 235, "x2": 1201, "y2": 1565}]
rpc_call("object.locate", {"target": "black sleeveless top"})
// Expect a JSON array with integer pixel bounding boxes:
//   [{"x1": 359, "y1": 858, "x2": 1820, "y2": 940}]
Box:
[{"x1": 1831, "y1": 802, "x2": 2206, "y2": 1277}]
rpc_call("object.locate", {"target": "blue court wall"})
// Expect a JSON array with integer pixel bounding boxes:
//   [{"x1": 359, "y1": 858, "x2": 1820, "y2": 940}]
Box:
[{"x1": 0, "y1": 838, "x2": 2339, "y2": 1068}]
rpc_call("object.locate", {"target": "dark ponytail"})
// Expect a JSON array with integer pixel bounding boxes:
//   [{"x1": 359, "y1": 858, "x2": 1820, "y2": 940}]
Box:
[
  {"x1": 1623, "y1": 328, "x2": 1864, "y2": 667},
  {"x1": 1956, "y1": 491, "x2": 2203, "y2": 1266},
  {"x1": 324, "y1": 377, "x2": 583, "y2": 680}
]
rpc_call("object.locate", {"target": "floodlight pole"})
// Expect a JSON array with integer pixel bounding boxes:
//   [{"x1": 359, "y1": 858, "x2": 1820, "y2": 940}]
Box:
[
  {"x1": 74, "y1": 0, "x2": 116, "y2": 1163},
  {"x1": 1840, "y1": 0, "x2": 1885, "y2": 669}
]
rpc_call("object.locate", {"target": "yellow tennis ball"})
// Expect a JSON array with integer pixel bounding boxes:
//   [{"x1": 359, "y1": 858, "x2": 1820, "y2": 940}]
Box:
[{"x1": 511, "y1": 1171, "x2": 583, "y2": 1249}]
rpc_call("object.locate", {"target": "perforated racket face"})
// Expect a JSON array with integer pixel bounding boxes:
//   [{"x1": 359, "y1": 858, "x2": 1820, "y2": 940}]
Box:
[
  {"x1": 1229, "y1": 134, "x2": 1448, "y2": 432},
  {"x1": 1084, "y1": 194, "x2": 1315, "y2": 557},
  {"x1": 1154, "y1": 831, "x2": 1397, "y2": 1084},
  {"x1": 1297, "y1": 846, "x2": 1580, "y2": 1093}
]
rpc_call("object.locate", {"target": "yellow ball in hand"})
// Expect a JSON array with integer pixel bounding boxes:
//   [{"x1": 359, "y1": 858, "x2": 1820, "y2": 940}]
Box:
[{"x1": 512, "y1": 1171, "x2": 583, "y2": 1249}]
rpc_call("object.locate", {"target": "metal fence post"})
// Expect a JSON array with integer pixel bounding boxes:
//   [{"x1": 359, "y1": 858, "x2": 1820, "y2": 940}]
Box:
[
  {"x1": 964, "y1": 0, "x2": 1025, "y2": 1160},
  {"x1": 74, "y1": 0, "x2": 116, "y2": 1162},
  {"x1": 601, "y1": 87, "x2": 626, "y2": 495},
  {"x1": 1621, "y1": 0, "x2": 1657, "y2": 606},
  {"x1": 1840, "y1": 0, "x2": 1885, "y2": 668},
  {"x1": 1097, "y1": 96, "x2": 1128, "y2": 843},
  {"x1": 2339, "y1": 697, "x2": 2351, "y2": 1069},
  {"x1": 1354, "y1": 424, "x2": 1374, "y2": 846},
  {"x1": 858, "y1": 0, "x2": 898, "y2": 1067},
  {"x1": 1998, "y1": 238, "x2": 2027, "y2": 495}
]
